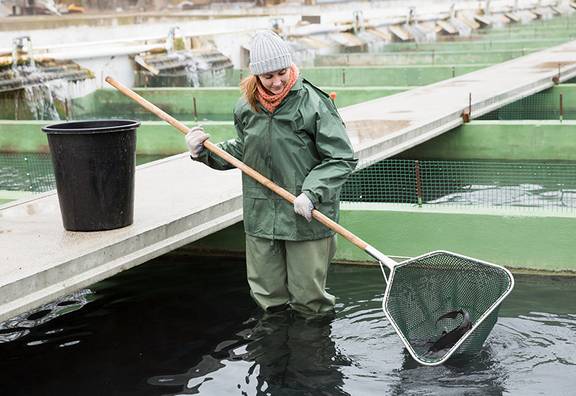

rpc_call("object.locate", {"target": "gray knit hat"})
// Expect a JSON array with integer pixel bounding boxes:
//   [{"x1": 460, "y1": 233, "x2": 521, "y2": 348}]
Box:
[{"x1": 249, "y1": 30, "x2": 293, "y2": 75}]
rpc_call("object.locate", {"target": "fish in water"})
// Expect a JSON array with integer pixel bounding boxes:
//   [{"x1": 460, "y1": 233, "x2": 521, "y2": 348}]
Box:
[{"x1": 427, "y1": 309, "x2": 473, "y2": 353}]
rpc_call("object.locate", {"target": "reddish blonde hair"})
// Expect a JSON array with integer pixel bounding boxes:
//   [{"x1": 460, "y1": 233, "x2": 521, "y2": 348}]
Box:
[{"x1": 240, "y1": 74, "x2": 260, "y2": 112}]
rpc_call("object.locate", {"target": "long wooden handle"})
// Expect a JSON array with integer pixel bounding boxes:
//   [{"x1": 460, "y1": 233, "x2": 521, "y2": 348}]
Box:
[{"x1": 105, "y1": 76, "x2": 370, "y2": 251}]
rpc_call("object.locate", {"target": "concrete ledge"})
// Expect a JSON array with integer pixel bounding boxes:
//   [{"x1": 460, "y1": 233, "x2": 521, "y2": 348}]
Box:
[
  {"x1": 336, "y1": 203, "x2": 576, "y2": 272},
  {"x1": 4, "y1": 119, "x2": 576, "y2": 161},
  {"x1": 180, "y1": 203, "x2": 576, "y2": 273},
  {"x1": 0, "y1": 153, "x2": 242, "y2": 323},
  {"x1": 0, "y1": 190, "x2": 33, "y2": 205},
  {"x1": 399, "y1": 120, "x2": 576, "y2": 161},
  {"x1": 342, "y1": 39, "x2": 576, "y2": 165}
]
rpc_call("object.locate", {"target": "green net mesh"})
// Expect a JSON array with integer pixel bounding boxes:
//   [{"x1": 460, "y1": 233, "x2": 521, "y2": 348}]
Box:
[
  {"x1": 479, "y1": 87, "x2": 576, "y2": 120},
  {"x1": 0, "y1": 153, "x2": 166, "y2": 203},
  {"x1": 385, "y1": 251, "x2": 513, "y2": 365},
  {"x1": 342, "y1": 159, "x2": 576, "y2": 212},
  {"x1": 0, "y1": 153, "x2": 55, "y2": 195},
  {"x1": 2, "y1": 154, "x2": 575, "y2": 214}
]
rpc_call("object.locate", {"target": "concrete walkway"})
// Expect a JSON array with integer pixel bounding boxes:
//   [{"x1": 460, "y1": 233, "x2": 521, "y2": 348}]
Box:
[
  {"x1": 0, "y1": 155, "x2": 243, "y2": 322},
  {"x1": 2, "y1": 40, "x2": 576, "y2": 322},
  {"x1": 342, "y1": 39, "x2": 576, "y2": 165}
]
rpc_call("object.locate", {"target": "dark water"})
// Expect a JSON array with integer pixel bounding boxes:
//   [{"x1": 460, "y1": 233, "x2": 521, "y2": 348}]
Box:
[{"x1": 0, "y1": 257, "x2": 575, "y2": 396}]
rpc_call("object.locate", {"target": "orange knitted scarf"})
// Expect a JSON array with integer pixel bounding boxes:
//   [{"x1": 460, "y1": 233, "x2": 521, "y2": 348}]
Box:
[{"x1": 256, "y1": 64, "x2": 299, "y2": 113}]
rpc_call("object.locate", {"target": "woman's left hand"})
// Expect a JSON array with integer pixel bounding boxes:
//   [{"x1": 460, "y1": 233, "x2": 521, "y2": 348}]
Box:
[
  {"x1": 294, "y1": 193, "x2": 314, "y2": 222},
  {"x1": 185, "y1": 126, "x2": 209, "y2": 158}
]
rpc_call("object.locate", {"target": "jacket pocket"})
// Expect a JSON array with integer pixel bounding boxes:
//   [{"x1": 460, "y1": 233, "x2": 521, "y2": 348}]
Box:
[
  {"x1": 243, "y1": 196, "x2": 272, "y2": 236},
  {"x1": 244, "y1": 186, "x2": 269, "y2": 199}
]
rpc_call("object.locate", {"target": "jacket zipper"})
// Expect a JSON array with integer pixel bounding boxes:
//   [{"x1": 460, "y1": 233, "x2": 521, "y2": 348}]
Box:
[{"x1": 267, "y1": 112, "x2": 276, "y2": 237}]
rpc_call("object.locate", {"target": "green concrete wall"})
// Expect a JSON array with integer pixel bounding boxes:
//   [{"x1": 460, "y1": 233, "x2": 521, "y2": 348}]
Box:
[
  {"x1": 315, "y1": 48, "x2": 543, "y2": 66},
  {"x1": 4, "y1": 119, "x2": 576, "y2": 160},
  {"x1": 381, "y1": 37, "x2": 567, "y2": 52},
  {"x1": 0, "y1": 65, "x2": 465, "y2": 119},
  {"x1": 336, "y1": 207, "x2": 575, "y2": 272},
  {"x1": 0, "y1": 121, "x2": 51, "y2": 153},
  {"x1": 66, "y1": 84, "x2": 576, "y2": 122},
  {"x1": 70, "y1": 86, "x2": 407, "y2": 121},
  {"x1": 136, "y1": 121, "x2": 234, "y2": 155},
  {"x1": 120, "y1": 66, "x2": 487, "y2": 89},
  {"x1": 0, "y1": 190, "x2": 31, "y2": 206},
  {"x1": 0, "y1": 120, "x2": 234, "y2": 155},
  {"x1": 6, "y1": 79, "x2": 574, "y2": 123},
  {"x1": 203, "y1": 66, "x2": 487, "y2": 87},
  {"x1": 477, "y1": 17, "x2": 576, "y2": 37},
  {"x1": 327, "y1": 86, "x2": 408, "y2": 107},
  {"x1": 181, "y1": 205, "x2": 576, "y2": 272},
  {"x1": 483, "y1": 18, "x2": 576, "y2": 29},
  {"x1": 299, "y1": 65, "x2": 486, "y2": 86},
  {"x1": 398, "y1": 120, "x2": 576, "y2": 161},
  {"x1": 72, "y1": 88, "x2": 240, "y2": 121},
  {"x1": 478, "y1": 27, "x2": 576, "y2": 40}
]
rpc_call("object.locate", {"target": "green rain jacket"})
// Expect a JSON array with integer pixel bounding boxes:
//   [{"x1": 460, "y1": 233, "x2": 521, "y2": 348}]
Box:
[{"x1": 196, "y1": 77, "x2": 358, "y2": 241}]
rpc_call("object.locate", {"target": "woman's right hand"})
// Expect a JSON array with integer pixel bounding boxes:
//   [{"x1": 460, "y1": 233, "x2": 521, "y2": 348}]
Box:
[{"x1": 185, "y1": 126, "x2": 209, "y2": 158}]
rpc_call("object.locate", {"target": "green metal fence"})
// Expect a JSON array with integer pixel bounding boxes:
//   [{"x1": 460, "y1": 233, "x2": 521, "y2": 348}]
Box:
[
  {"x1": 0, "y1": 153, "x2": 55, "y2": 194},
  {"x1": 479, "y1": 85, "x2": 576, "y2": 120},
  {"x1": 2, "y1": 154, "x2": 575, "y2": 214},
  {"x1": 342, "y1": 159, "x2": 576, "y2": 212},
  {"x1": 0, "y1": 153, "x2": 163, "y2": 205}
]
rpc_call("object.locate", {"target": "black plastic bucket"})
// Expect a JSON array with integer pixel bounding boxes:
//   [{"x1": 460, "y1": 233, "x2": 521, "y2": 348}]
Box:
[{"x1": 42, "y1": 120, "x2": 140, "y2": 231}]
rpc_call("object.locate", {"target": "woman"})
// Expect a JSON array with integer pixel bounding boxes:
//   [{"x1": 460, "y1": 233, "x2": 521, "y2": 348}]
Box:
[{"x1": 186, "y1": 30, "x2": 357, "y2": 317}]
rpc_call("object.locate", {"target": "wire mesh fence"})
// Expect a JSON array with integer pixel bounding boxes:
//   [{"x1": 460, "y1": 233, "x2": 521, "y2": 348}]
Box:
[
  {"x1": 0, "y1": 153, "x2": 55, "y2": 194},
  {"x1": 0, "y1": 153, "x2": 163, "y2": 201},
  {"x1": 479, "y1": 87, "x2": 576, "y2": 120},
  {"x1": 1, "y1": 154, "x2": 575, "y2": 213},
  {"x1": 342, "y1": 159, "x2": 576, "y2": 213}
]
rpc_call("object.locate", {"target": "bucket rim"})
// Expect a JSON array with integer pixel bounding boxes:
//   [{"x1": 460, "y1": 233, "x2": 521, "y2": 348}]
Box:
[{"x1": 42, "y1": 119, "x2": 141, "y2": 134}]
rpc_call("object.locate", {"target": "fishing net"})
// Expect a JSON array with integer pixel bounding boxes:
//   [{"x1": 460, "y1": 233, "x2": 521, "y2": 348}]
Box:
[{"x1": 382, "y1": 250, "x2": 514, "y2": 365}]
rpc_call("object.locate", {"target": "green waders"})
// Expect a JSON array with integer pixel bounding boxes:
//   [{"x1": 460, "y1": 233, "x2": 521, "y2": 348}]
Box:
[{"x1": 245, "y1": 234, "x2": 337, "y2": 316}]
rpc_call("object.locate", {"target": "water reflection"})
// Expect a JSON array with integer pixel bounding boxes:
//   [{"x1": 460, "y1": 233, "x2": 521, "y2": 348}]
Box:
[
  {"x1": 0, "y1": 289, "x2": 94, "y2": 344},
  {"x1": 490, "y1": 314, "x2": 576, "y2": 394},
  {"x1": 392, "y1": 348, "x2": 506, "y2": 395},
  {"x1": 149, "y1": 310, "x2": 351, "y2": 395},
  {"x1": 329, "y1": 269, "x2": 576, "y2": 395}
]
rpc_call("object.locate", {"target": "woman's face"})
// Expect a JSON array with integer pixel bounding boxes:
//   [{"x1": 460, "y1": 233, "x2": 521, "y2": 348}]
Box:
[{"x1": 258, "y1": 68, "x2": 290, "y2": 94}]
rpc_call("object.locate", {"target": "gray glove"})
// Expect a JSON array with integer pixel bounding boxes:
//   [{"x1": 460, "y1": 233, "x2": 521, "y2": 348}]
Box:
[
  {"x1": 185, "y1": 126, "x2": 209, "y2": 158},
  {"x1": 294, "y1": 193, "x2": 314, "y2": 222}
]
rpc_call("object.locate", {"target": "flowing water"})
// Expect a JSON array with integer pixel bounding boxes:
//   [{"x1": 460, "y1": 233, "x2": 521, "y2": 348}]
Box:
[{"x1": 0, "y1": 257, "x2": 574, "y2": 395}]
